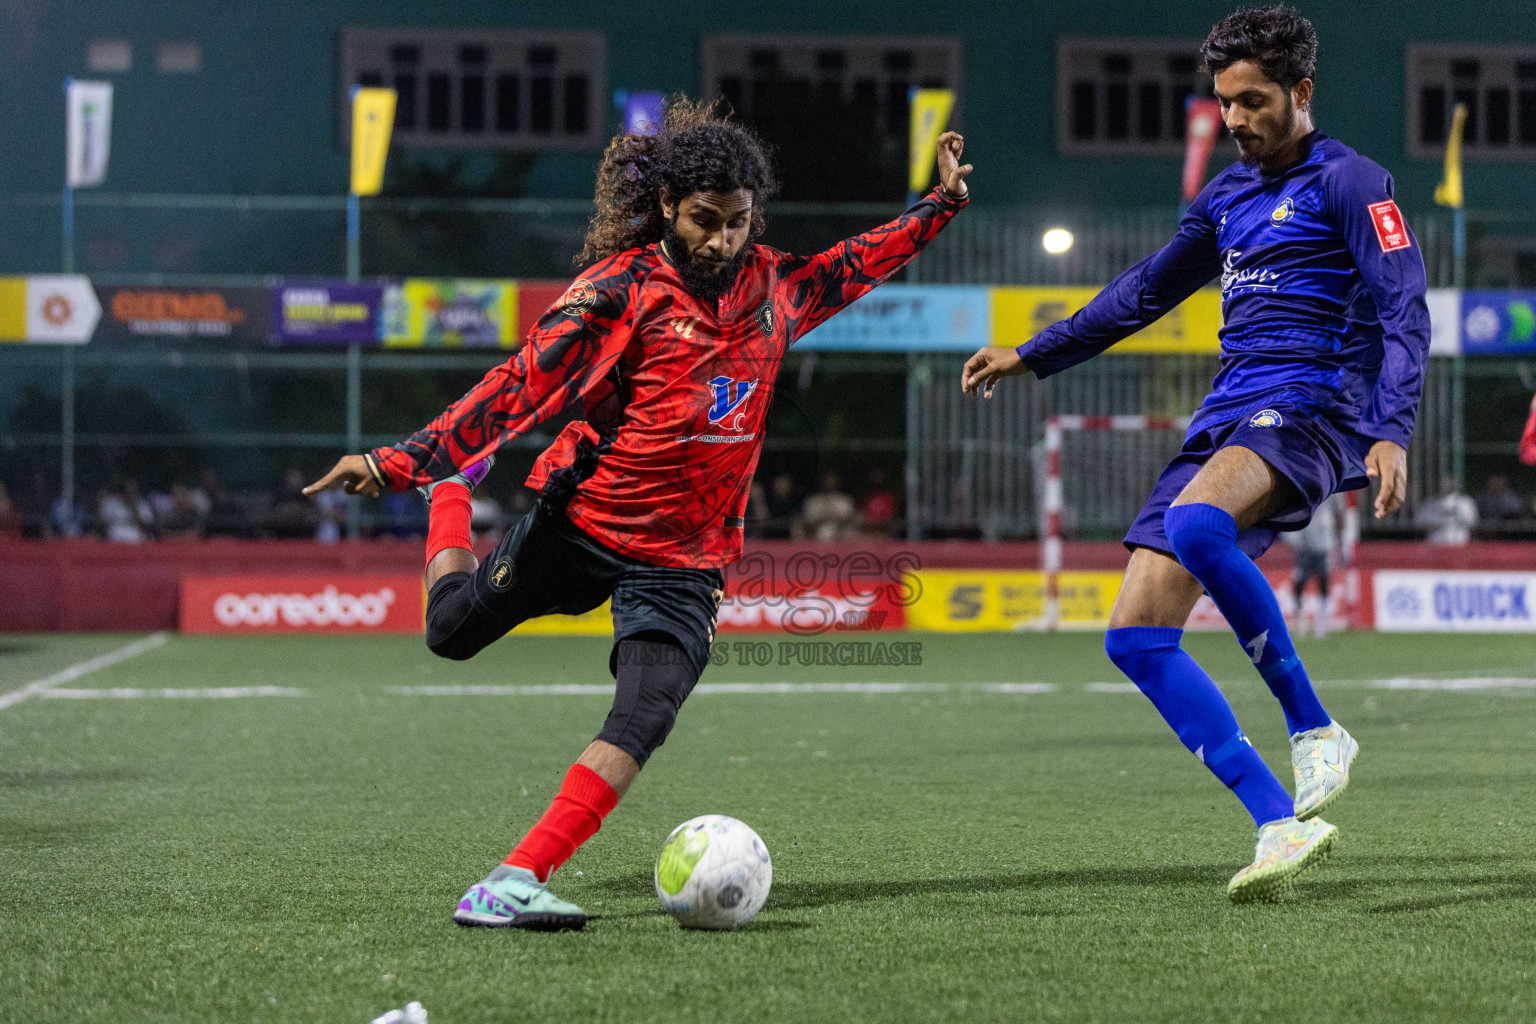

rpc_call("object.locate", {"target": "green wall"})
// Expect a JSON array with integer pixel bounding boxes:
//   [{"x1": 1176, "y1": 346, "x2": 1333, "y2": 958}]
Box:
[{"x1": 1, "y1": 0, "x2": 1532, "y2": 208}]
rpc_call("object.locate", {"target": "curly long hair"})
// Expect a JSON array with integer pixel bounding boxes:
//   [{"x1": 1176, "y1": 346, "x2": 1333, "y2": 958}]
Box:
[{"x1": 578, "y1": 96, "x2": 778, "y2": 265}]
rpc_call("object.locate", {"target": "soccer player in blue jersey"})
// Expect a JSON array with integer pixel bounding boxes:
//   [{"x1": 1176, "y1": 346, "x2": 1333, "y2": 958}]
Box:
[{"x1": 962, "y1": 5, "x2": 1430, "y2": 901}]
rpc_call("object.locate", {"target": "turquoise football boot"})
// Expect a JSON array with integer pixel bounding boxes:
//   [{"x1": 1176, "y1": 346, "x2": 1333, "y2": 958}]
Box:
[{"x1": 453, "y1": 865, "x2": 586, "y2": 931}]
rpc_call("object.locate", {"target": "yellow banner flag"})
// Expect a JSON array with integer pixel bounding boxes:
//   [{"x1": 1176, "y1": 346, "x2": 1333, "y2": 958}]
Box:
[
  {"x1": 350, "y1": 87, "x2": 397, "y2": 196},
  {"x1": 1434, "y1": 102, "x2": 1466, "y2": 209},
  {"x1": 908, "y1": 88, "x2": 955, "y2": 194}
]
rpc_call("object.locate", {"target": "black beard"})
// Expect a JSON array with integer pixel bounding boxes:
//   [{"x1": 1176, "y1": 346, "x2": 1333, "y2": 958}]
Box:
[
  {"x1": 663, "y1": 224, "x2": 747, "y2": 303},
  {"x1": 1238, "y1": 91, "x2": 1295, "y2": 166}
]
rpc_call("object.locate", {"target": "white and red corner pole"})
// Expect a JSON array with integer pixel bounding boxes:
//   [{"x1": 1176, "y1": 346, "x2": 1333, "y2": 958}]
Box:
[{"x1": 1041, "y1": 416, "x2": 1066, "y2": 631}]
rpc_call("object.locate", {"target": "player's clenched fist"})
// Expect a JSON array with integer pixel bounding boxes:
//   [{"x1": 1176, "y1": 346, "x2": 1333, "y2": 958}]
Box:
[
  {"x1": 961, "y1": 346, "x2": 1027, "y2": 398},
  {"x1": 303, "y1": 454, "x2": 383, "y2": 498}
]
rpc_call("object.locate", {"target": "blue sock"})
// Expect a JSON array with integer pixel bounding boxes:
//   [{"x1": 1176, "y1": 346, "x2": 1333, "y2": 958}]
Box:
[
  {"x1": 1106, "y1": 627, "x2": 1294, "y2": 827},
  {"x1": 1164, "y1": 503, "x2": 1331, "y2": 736}
]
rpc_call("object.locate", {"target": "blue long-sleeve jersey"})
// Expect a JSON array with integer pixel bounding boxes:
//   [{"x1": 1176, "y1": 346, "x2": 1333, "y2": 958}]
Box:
[{"x1": 1017, "y1": 132, "x2": 1431, "y2": 450}]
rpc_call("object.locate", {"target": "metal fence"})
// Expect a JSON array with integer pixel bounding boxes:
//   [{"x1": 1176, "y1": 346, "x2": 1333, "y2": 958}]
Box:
[{"x1": 906, "y1": 354, "x2": 1465, "y2": 541}]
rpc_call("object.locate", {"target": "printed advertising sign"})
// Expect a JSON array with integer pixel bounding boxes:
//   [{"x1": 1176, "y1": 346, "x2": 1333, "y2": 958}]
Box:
[
  {"x1": 0, "y1": 275, "x2": 101, "y2": 343},
  {"x1": 798, "y1": 286, "x2": 991, "y2": 352},
  {"x1": 180, "y1": 576, "x2": 421, "y2": 633},
  {"x1": 97, "y1": 287, "x2": 270, "y2": 340},
  {"x1": 992, "y1": 287, "x2": 1223, "y2": 354},
  {"x1": 382, "y1": 279, "x2": 519, "y2": 348},
  {"x1": 1373, "y1": 571, "x2": 1536, "y2": 633},
  {"x1": 272, "y1": 284, "x2": 382, "y2": 344},
  {"x1": 1460, "y1": 291, "x2": 1536, "y2": 355}
]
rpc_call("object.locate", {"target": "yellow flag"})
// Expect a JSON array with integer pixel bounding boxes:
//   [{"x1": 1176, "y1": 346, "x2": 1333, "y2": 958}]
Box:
[
  {"x1": 1434, "y1": 102, "x2": 1466, "y2": 208},
  {"x1": 350, "y1": 87, "x2": 397, "y2": 197},
  {"x1": 908, "y1": 88, "x2": 955, "y2": 194}
]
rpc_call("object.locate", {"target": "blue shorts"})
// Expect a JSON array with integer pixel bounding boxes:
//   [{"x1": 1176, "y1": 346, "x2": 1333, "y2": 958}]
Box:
[{"x1": 1124, "y1": 390, "x2": 1370, "y2": 560}]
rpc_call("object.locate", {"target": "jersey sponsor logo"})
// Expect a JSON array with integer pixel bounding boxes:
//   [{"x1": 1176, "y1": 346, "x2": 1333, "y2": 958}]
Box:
[
  {"x1": 1270, "y1": 197, "x2": 1295, "y2": 224},
  {"x1": 1368, "y1": 200, "x2": 1412, "y2": 252},
  {"x1": 706, "y1": 375, "x2": 758, "y2": 427},
  {"x1": 755, "y1": 300, "x2": 775, "y2": 340},
  {"x1": 558, "y1": 278, "x2": 597, "y2": 314},
  {"x1": 670, "y1": 316, "x2": 701, "y2": 338},
  {"x1": 1220, "y1": 249, "x2": 1281, "y2": 295},
  {"x1": 1249, "y1": 408, "x2": 1284, "y2": 428}
]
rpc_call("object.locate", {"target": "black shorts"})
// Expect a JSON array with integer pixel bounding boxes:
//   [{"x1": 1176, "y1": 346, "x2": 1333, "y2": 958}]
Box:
[{"x1": 436, "y1": 498, "x2": 723, "y2": 678}]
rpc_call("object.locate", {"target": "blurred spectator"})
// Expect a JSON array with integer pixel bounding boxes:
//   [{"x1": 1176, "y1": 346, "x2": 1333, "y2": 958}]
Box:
[
  {"x1": 266, "y1": 468, "x2": 319, "y2": 539},
  {"x1": 1416, "y1": 475, "x2": 1477, "y2": 546},
  {"x1": 17, "y1": 471, "x2": 53, "y2": 538},
  {"x1": 200, "y1": 470, "x2": 251, "y2": 538},
  {"x1": 50, "y1": 492, "x2": 87, "y2": 537},
  {"x1": 314, "y1": 488, "x2": 346, "y2": 544},
  {"x1": 1476, "y1": 474, "x2": 1523, "y2": 521},
  {"x1": 97, "y1": 486, "x2": 146, "y2": 543},
  {"x1": 122, "y1": 478, "x2": 158, "y2": 539},
  {"x1": 746, "y1": 481, "x2": 771, "y2": 538},
  {"x1": 859, "y1": 467, "x2": 899, "y2": 538},
  {"x1": 756, "y1": 472, "x2": 798, "y2": 539},
  {"x1": 1287, "y1": 493, "x2": 1341, "y2": 639},
  {"x1": 160, "y1": 483, "x2": 205, "y2": 539},
  {"x1": 381, "y1": 491, "x2": 427, "y2": 539},
  {"x1": 795, "y1": 471, "x2": 859, "y2": 542},
  {"x1": 0, "y1": 482, "x2": 23, "y2": 540}
]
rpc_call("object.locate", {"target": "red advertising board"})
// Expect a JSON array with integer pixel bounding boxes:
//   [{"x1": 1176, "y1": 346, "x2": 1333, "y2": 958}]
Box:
[{"x1": 180, "y1": 576, "x2": 422, "y2": 634}]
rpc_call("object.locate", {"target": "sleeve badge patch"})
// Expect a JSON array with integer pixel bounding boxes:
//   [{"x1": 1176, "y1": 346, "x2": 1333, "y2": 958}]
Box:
[{"x1": 1368, "y1": 200, "x2": 1412, "y2": 252}]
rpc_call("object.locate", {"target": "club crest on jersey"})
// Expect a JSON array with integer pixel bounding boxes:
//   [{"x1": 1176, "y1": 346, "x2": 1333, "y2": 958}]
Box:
[
  {"x1": 707, "y1": 375, "x2": 758, "y2": 425},
  {"x1": 1270, "y1": 197, "x2": 1295, "y2": 224},
  {"x1": 1249, "y1": 408, "x2": 1284, "y2": 428},
  {"x1": 755, "y1": 300, "x2": 775, "y2": 340},
  {"x1": 559, "y1": 278, "x2": 597, "y2": 314},
  {"x1": 488, "y1": 556, "x2": 515, "y2": 592}
]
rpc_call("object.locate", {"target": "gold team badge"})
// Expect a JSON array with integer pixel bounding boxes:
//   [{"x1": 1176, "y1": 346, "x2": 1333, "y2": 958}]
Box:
[
  {"x1": 559, "y1": 279, "x2": 597, "y2": 315},
  {"x1": 755, "y1": 300, "x2": 775, "y2": 340},
  {"x1": 488, "y1": 557, "x2": 515, "y2": 592}
]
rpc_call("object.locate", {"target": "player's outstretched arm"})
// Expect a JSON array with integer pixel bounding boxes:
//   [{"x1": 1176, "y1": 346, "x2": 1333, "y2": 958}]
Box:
[
  {"x1": 961, "y1": 346, "x2": 1028, "y2": 398},
  {"x1": 778, "y1": 131, "x2": 971, "y2": 343},
  {"x1": 303, "y1": 454, "x2": 383, "y2": 498}
]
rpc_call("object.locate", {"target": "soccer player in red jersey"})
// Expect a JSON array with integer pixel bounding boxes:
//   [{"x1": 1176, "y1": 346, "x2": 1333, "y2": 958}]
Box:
[{"x1": 305, "y1": 99, "x2": 972, "y2": 930}]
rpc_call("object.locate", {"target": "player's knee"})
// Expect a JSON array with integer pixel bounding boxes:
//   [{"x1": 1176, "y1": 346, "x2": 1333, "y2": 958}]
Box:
[
  {"x1": 424, "y1": 572, "x2": 479, "y2": 661},
  {"x1": 598, "y1": 637, "x2": 698, "y2": 767},
  {"x1": 1163, "y1": 503, "x2": 1238, "y2": 577}
]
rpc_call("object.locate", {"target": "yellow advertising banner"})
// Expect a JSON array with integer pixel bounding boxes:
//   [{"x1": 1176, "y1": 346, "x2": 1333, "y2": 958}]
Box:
[
  {"x1": 516, "y1": 600, "x2": 615, "y2": 636},
  {"x1": 382, "y1": 279, "x2": 519, "y2": 348},
  {"x1": 908, "y1": 88, "x2": 955, "y2": 194},
  {"x1": 0, "y1": 277, "x2": 25, "y2": 342},
  {"x1": 905, "y1": 570, "x2": 1124, "y2": 631},
  {"x1": 350, "y1": 87, "x2": 397, "y2": 197},
  {"x1": 991, "y1": 287, "x2": 1222, "y2": 354}
]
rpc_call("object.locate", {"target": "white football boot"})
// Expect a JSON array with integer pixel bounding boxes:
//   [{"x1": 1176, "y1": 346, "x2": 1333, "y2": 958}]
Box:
[{"x1": 1290, "y1": 721, "x2": 1358, "y2": 821}]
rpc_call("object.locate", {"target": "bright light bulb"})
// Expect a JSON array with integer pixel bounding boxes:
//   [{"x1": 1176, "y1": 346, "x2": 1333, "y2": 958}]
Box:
[{"x1": 1042, "y1": 228, "x2": 1075, "y2": 255}]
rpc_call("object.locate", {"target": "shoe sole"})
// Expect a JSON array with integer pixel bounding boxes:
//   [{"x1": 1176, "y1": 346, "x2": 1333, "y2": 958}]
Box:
[
  {"x1": 1295, "y1": 736, "x2": 1359, "y2": 822},
  {"x1": 1226, "y1": 824, "x2": 1338, "y2": 904},
  {"x1": 453, "y1": 908, "x2": 586, "y2": 932}
]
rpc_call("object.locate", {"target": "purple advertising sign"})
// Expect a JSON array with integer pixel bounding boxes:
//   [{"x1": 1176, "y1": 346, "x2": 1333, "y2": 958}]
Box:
[{"x1": 271, "y1": 283, "x2": 382, "y2": 344}]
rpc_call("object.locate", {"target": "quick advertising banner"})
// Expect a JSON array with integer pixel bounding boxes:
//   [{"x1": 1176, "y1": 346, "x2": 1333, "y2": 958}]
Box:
[
  {"x1": 1373, "y1": 570, "x2": 1536, "y2": 633},
  {"x1": 797, "y1": 286, "x2": 991, "y2": 352}
]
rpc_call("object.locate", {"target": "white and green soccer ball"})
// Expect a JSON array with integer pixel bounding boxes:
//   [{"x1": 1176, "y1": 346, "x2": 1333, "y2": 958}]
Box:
[{"x1": 654, "y1": 815, "x2": 772, "y2": 930}]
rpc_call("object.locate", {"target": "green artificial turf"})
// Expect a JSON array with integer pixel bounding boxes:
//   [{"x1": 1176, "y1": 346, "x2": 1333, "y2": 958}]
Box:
[{"x1": 2, "y1": 631, "x2": 1535, "y2": 1023}]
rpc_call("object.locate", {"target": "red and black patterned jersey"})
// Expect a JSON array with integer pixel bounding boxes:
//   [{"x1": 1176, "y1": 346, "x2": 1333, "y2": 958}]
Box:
[{"x1": 370, "y1": 186, "x2": 967, "y2": 568}]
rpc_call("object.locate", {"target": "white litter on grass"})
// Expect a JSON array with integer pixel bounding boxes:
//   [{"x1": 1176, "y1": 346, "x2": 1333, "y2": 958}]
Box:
[
  {"x1": 40, "y1": 686, "x2": 305, "y2": 700},
  {"x1": 370, "y1": 1002, "x2": 426, "y2": 1024}
]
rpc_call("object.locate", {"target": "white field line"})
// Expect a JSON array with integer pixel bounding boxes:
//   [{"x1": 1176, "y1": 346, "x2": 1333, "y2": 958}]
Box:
[
  {"x1": 1082, "y1": 677, "x2": 1536, "y2": 693},
  {"x1": 0, "y1": 633, "x2": 170, "y2": 711},
  {"x1": 41, "y1": 686, "x2": 304, "y2": 700}
]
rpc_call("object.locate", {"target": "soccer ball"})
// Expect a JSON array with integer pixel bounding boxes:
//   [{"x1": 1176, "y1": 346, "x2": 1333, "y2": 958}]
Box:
[{"x1": 654, "y1": 815, "x2": 772, "y2": 930}]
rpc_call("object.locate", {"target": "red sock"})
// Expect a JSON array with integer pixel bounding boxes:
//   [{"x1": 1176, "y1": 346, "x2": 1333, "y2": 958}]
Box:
[
  {"x1": 424, "y1": 482, "x2": 473, "y2": 569},
  {"x1": 505, "y1": 764, "x2": 619, "y2": 882}
]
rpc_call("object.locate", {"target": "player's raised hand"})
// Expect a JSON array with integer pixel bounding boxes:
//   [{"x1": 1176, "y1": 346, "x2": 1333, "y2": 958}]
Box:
[
  {"x1": 936, "y1": 131, "x2": 972, "y2": 198},
  {"x1": 303, "y1": 455, "x2": 382, "y2": 498},
  {"x1": 1364, "y1": 440, "x2": 1407, "y2": 518},
  {"x1": 961, "y1": 346, "x2": 1027, "y2": 398}
]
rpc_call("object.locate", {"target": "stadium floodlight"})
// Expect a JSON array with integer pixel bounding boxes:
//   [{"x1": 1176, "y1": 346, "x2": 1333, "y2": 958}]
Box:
[{"x1": 1041, "y1": 227, "x2": 1074, "y2": 254}]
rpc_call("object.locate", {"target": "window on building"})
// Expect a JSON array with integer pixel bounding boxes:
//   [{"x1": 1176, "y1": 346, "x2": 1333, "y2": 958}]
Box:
[
  {"x1": 1056, "y1": 39, "x2": 1220, "y2": 155},
  {"x1": 1409, "y1": 45, "x2": 1536, "y2": 158},
  {"x1": 341, "y1": 28, "x2": 605, "y2": 150},
  {"x1": 701, "y1": 34, "x2": 960, "y2": 200}
]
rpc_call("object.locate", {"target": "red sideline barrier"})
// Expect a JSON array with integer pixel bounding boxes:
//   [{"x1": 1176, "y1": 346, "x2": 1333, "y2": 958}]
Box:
[{"x1": 2, "y1": 538, "x2": 1534, "y2": 632}]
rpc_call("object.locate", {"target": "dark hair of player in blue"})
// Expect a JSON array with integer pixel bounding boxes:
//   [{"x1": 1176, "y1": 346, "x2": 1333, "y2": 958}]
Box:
[
  {"x1": 578, "y1": 96, "x2": 779, "y2": 265},
  {"x1": 1199, "y1": 5, "x2": 1318, "y2": 90}
]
